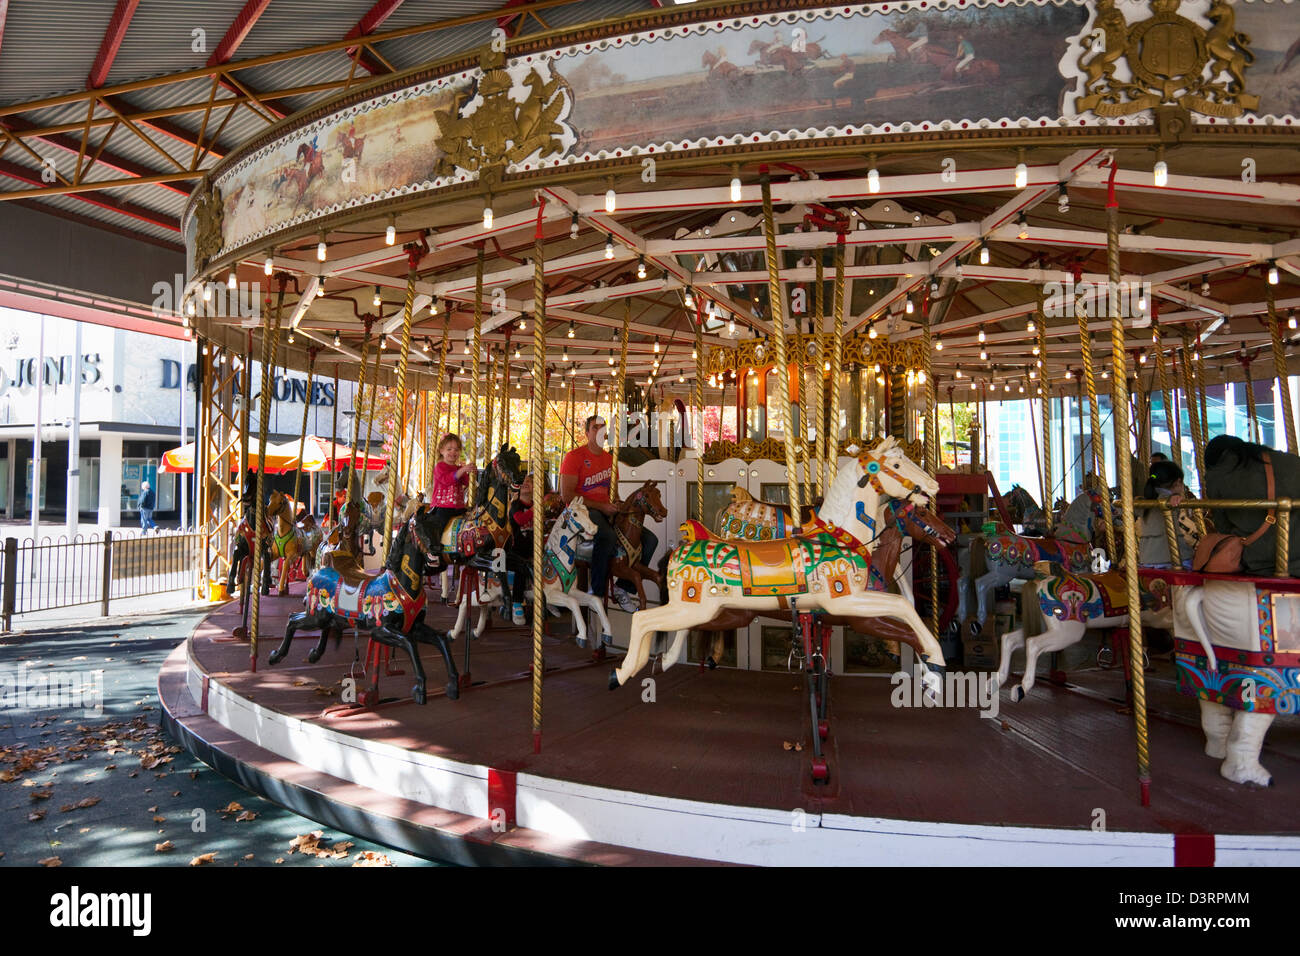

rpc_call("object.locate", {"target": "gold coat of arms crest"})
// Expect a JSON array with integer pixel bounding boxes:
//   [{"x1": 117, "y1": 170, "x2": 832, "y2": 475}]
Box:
[{"x1": 1076, "y1": 0, "x2": 1258, "y2": 118}]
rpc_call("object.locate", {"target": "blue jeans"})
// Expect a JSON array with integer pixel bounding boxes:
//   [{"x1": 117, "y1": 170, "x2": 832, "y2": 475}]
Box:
[{"x1": 140, "y1": 509, "x2": 156, "y2": 532}]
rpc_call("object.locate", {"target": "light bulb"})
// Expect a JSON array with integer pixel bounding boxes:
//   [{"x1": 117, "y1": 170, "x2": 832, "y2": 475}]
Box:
[
  {"x1": 430, "y1": 299, "x2": 438, "y2": 315},
  {"x1": 201, "y1": 344, "x2": 209, "y2": 356},
  {"x1": 980, "y1": 348, "x2": 987, "y2": 361},
  {"x1": 1289, "y1": 312, "x2": 1298, "y2": 331},
  {"x1": 563, "y1": 349, "x2": 569, "y2": 362},
  {"x1": 570, "y1": 213, "x2": 579, "y2": 239},
  {"x1": 691, "y1": 346, "x2": 698, "y2": 360},
  {"x1": 823, "y1": 361, "x2": 830, "y2": 372},
  {"x1": 464, "y1": 342, "x2": 470, "y2": 354},
  {"x1": 1269, "y1": 261, "x2": 1279, "y2": 285},
  {"x1": 386, "y1": 222, "x2": 396, "y2": 245},
  {"x1": 654, "y1": 338, "x2": 660, "y2": 353},
  {"x1": 605, "y1": 188, "x2": 616, "y2": 214},
  {"x1": 567, "y1": 321, "x2": 575, "y2": 339},
  {"x1": 1057, "y1": 184, "x2": 1069, "y2": 213},
  {"x1": 516, "y1": 346, "x2": 522, "y2": 359},
  {"x1": 227, "y1": 271, "x2": 237, "y2": 290},
  {"x1": 978, "y1": 327, "x2": 986, "y2": 343},
  {"x1": 202, "y1": 284, "x2": 212, "y2": 302},
  {"x1": 1019, "y1": 384, "x2": 1025, "y2": 393},
  {"x1": 727, "y1": 317, "x2": 736, "y2": 336},
  {"x1": 730, "y1": 176, "x2": 742, "y2": 203},
  {"x1": 1139, "y1": 351, "x2": 1147, "y2": 364},
  {"x1": 684, "y1": 289, "x2": 694, "y2": 309},
  {"x1": 905, "y1": 298, "x2": 914, "y2": 315},
  {"x1": 518, "y1": 317, "x2": 527, "y2": 331},
  {"x1": 288, "y1": 331, "x2": 295, "y2": 344},
  {"x1": 637, "y1": 257, "x2": 647, "y2": 280},
  {"x1": 422, "y1": 340, "x2": 430, "y2": 352},
  {"x1": 955, "y1": 367, "x2": 962, "y2": 378},
  {"x1": 608, "y1": 355, "x2": 615, "y2": 366},
  {"x1": 867, "y1": 167, "x2": 879, "y2": 193},
  {"x1": 1101, "y1": 369, "x2": 1109, "y2": 379},
  {"x1": 1014, "y1": 162, "x2": 1027, "y2": 189},
  {"x1": 1004, "y1": 382, "x2": 1011, "y2": 392},
  {"x1": 1027, "y1": 318, "x2": 1036, "y2": 333},
  {"x1": 317, "y1": 239, "x2": 327, "y2": 261},
  {"x1": 934, "y1": 338, "x2": 943, "y2": 351},
  {"x1": 373, "y1": 286, "x2": 381, "y2": 307},
  {"x1": 264, "y1": 255, "x2": 273, "y2": 276},
  {"x1": 1017, "y1": 214, "x2": 1029, "y2": 240},
  {"x1": 1137, "y1": 291, "x2": 1147, "y2": 311},
  {"x1": 1153, "y1": 160, "x2": 1168, "y2": 188},
  {"x1": 868, "y1": 325, "x2": 877, "y2": 339},
  {"x1": 186, "y1": 299, "x2": 196, "y2": 316},
  {"x1": 1201, "y1": 275, "x2": 1210, "y2": 296},
  {"x1": 605, "y1": 236, "x2": 615, "y2": 260},
  {"x1": 1032, "y1": 344, "x2": 1040, "y2": 356},
  {"x1": 979, "y1": 242, "x2": 989, "y2": 265},
  {"x1": 1065, "y1": 368, "x2": 1072, "y2": 379},
  {"x1": 380, "y1": 336, "x2": 387, "y2": 350},
  {"x1": 333, "y1": 332, "x2": 340, "y2": 346},
  {"x1": 483, "y1": 204, "x2": 493, "y2": 230}
]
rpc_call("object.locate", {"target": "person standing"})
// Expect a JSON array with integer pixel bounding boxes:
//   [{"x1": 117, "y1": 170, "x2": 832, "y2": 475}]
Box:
[{"x1": 139, "y1": 480, "x2": 157, "y2": 534}]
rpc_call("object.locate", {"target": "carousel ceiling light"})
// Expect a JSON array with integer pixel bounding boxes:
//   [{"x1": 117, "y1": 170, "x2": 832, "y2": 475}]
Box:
[
  {"x1": 373, "y1": 286, "x2": 382, "y2": 307},
  {"x1": 563, "y1": 348, "x2": 569, "y2": 362},
  {"x1": 867, "y1": 153, "x2": 880, "y2": 194},
  {"x1": 1101, "y1": 369, "x2": 1109, "y2": 379},
  {"x1": 517, "y1": 346, "x2": 524, "y2": 360},
  {"x1": 264, "y1": 253, "x2": 274, "y2": 276},
  {"x1": 1019, "y1": 383, "x2": 1025, "y2": 393},
  {"x1": 1268, "y1": 260, "x2": 1280, "y2": 285},
  {"x1": 604, "y1": 236, "x2": 615, "y2": 260},
  {"x1": 202, "y1": 283, "x2": 212, "y2": 303},
  {"x1": 692, "y1": 346, "x2": 698, "y2": 360},
  {"x1": 605, "y1": 178, "x2": 617, "y2": 214},
  {"x1": 979, "y1": 241, "x2": 989, "y2": 265},
  {"x1": 1289, "y1": 311, "x2": 1297, "y2": 330},
  {"x1": 317, "y1": 232, "x2": 327, "y2": 261},
  {"x1": 482, "y1": 200, "x2": 494, "y2": 230},
  {"x1": 385, "y1": 215, "x2": 396, "y2": 246},
  {"x1": 980, "y1": 348, "x2": 988, "y2": 361},
  {"x1": 1029, "y1": 368, "x2": 1036, "y2": 379},
  {"x1": 1032, "y1": 344, "x2": 1040, "y2": 356},
  {"x1": 430, "y1": 298, "x2": 438, "y2": 315},
  {"x1": 876, "y1": 374, "x2": 886, "y2": 386},
  {"x1": 201, "y1": 344, "x2": 209, "y2": 356},
  {"x1": 679, "y1": 373, "x2": 686, "y2": 383},
  {"x1": 1139, "y1": 350, "x2": 1147, "y2": 364},
  {"x1": 333, "y1": 332, "x2": 341, "y2": 347},
  {"x1": 226, "y1": 271, "x2": 237, "y2": 290},
  {"x1": 1153, "y1": 148, "x2": 1168, "y2": 188},
  {"x1": 934, "y1": 337, "x2": 943, "y2": 351},
  {"x1": 978, "y1": 326, "x2": 986, "y2": 343},
  {"x1": 730, "y1": 164, "x2": 742, "y2": 203},
  {"x1": 654, "y1": 338, "x2": 661, "y2": 353},
  {"x1": 1016, "y1": 213, "x2": 1029, "y2": 240},
  {"x1": 608, "y1": 354, "x2": 615, "y2": 366},
  {"x1": 570, "y1": 212, "x2": 580, "y2": 239},
  {"x1": 186, "y1": 298, "x2": 196, "y2": 316},
  {"x1": 955, "y1": 366, "x2": 963, "y2": 378},
  {"x1": 1027, "y1": 317, "x2": 1036, "y2": 333},
  {"x1": 1014, "y1": 150, "x2": 1028, "y2": 189},
  {"x1": 684, "y1": 288, "x2": 695, "y2": 310},
  {"x1": 637, "y1": 256, "x2": 647, "y2": 280},
  {"x1": 567, "y1": 320, "x2": 575, "y2": 339},
  {"x1": 422, "y1": 339, "x2": 430, "y2": 353},
  {"x1": 905, "y1": 297, "x2": 914, "y2": 315},
  {"x1": 727, "y1": 316, "x2": 736, "y2": 336},
  {"x1": 464, "y1": 341, "x2": 471, "y2": 354},
  {"x1": 380, "y1": 335, "x2": 387, "y2": 350},
  {"x1": 1065, "y1": 367, "x2": 1072, "y2": 379},
  {"x1": 868, "y1": 324, "x2": 877, "y2": 339},
  {"x1": 1004, "y1": 382, "x2": 1011, "y2": 392},
  {"x1": 1201, "y1": 275, "x2": 1211, "y2": 296},
  {"x1": 518, "y1": 316, "x2": 527, "y2": 331},
  {"x1": 288, "y1": 330, "x2": 295, "y2": 344},
  {"x1": 1057, "y1": 182, "x2": 1069, "y2": 213}
]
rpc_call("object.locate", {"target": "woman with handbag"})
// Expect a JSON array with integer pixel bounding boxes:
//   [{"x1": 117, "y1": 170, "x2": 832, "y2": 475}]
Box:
[
  {"x1": 1138, "y1": 460, "x2": 1199, "y2": 568},
  {"x1": 1200, "y1": 435, "x2": 1300, "y2": 575}
]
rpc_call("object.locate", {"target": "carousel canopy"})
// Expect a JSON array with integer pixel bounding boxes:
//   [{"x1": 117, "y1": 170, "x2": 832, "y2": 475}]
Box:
[{"x1": 160, "y1": 433, "x2": 386, "y2": 474}]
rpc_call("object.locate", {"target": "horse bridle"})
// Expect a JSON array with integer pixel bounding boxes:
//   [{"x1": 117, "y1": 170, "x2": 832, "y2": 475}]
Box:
[{"x1": 857, "y1": 450, "x2": 926, "y2": 504}]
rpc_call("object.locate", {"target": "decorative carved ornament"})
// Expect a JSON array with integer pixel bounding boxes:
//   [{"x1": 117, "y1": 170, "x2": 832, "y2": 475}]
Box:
[
  {"x1": 699, "y1": 436, "x2": 926, "y2": 467},
  {"x1": 1075, "y1": 0, "x2": 1257, "y2": 118},
  {"x1": 432, "y1": 45, "x2": 573, "y2": 190},
  {"x1": 193, "y1": 183, "x2": 225, "y2": 271},
  {"x1": 706, "y1": 334, "x2": 927, "y2": 377}
]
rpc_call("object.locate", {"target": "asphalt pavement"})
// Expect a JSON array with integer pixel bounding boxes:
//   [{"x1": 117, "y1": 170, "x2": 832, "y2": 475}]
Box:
[{"x1": 0, "y1": 608, "x2": 433, "y2": 867}]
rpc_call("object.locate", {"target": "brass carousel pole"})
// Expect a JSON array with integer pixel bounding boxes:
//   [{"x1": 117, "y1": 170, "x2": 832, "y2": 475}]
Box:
[
  {"x1": 430, "y1": 315, "x2": 450, "y2": 477},
  {"x1": 1037, "y1": 301, "x2": 1053, "y2": 532},
  {"x1": 1179, "y1": 330, "x2": 1207, "y2": 493},
  {"x1": 345, "y1": 320, "x2": 372, "y2": 503},
  {"x1": 813, "y1": 258, "x2": 826, "y2": 497},
  {"x1": 248, "y1": 274, "x2": 285, "y2": 672},
  {"x1": 1076, "y1": 276, "x2": 1115, "y2": 557},
  {"x1": 694, "y1": 300, "x2": 705, "y2": 523},
  {"x1": 921, "y1": 304, "x2": 939, "y2": 637},
  {"x1": 613, "y1": 298, "x2": 631, "y2": 488},
  {"x1": 1268, "y1": 283, "x2": 1298, "y2": 454},
  {"x1": 1104, "y1": 169, "x2": 1150, "y2": 806},
  {"x1": 469, "y1": 244, "x2": 486, "y2": 502},
  {"x1": 825, "y1": 233, "x2": 847, "y2": 488},
  {"x1": 1240, "y1": 349, "x2": 1260, "y2": 443},
  {"x1": 1152, "y1": 309, "x2": 1177, "y2": 460},
  {"x1": 358, "y1": 327, "x2": 383, "y2": 502},
  {"x1": 500, "y1": 332, "x2": 512, "y2": 449},
  {"x1": 291, "y1": 348, "x2": 317, "y2": 510},
  {"x1": 382, "y1": 242, "x2": 423, "y2": 563},
  {"x1": 330, "y1": 362, "x2": 340, "y2": 504},
  {"x1": 484, "y1": 343, "x2": 498, "y2": 464},
  {"x1": 761, "y1": 168, "x2": 801, "y2": 520},
  {"x1": 529, "y1": 203, "x2": 548, "y2": 754}
]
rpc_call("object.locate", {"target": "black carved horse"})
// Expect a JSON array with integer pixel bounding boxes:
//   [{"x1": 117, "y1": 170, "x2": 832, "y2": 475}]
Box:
[{"x1": 268, "y1": 505, "x2": 459, "y2": 704}]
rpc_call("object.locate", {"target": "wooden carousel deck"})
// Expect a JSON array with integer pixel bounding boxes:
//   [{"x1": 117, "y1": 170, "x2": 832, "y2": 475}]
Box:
[{"x1": 160, "y1": 583, "x2": 1300, "y2": 866}]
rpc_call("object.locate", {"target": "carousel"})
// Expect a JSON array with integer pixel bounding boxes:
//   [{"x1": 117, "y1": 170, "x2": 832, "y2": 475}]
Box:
[{"x1": 159, "y1": 0, "x2": 1300, "y2": 865}]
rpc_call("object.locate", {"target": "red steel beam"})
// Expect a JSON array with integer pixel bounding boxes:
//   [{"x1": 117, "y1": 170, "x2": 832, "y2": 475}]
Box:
[
  {"x1": 207, "y1": 0, "x2": 274, "y2": 66},
  {"x1": 343, "y1": 0, "x2": 406, "y2": 75},
  {"x1": 87, "y1": 0, "x2": 142, "y2": 90},
  {"x1": 0, "y1": 158, "x2": 179, "y2": 232}
]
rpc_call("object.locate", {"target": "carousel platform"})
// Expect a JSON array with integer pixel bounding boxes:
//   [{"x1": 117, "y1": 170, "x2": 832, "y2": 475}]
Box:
[{"x1": 160, "y1": 588, "x2": 1300, "y2": 866}]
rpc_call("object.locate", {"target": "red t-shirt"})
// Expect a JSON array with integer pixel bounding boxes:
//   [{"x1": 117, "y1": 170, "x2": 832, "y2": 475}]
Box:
[
  {"x1": 431, "y1": 460, "x2": 468, "y2": 508},
  {"x1": 560, "y1": 446, "x2": 613, "y2": 505}
]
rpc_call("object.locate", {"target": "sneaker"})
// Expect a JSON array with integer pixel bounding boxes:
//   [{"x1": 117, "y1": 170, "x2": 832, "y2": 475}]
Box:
[
  {"x1": 611, "y1": 586, "x2": 639, "y2": 613},
  {"x1": 511, "y1": 603, "x2": 527, "y2": 626}
]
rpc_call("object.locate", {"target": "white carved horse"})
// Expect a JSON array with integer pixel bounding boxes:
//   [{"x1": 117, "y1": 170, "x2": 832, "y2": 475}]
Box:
[
  {"x1": 1176, "y1": 580, "x2": 1300, "y2": 786},
  {"x1": 997, "y1": 565, "x2": 1173, "y2": 702},
  {"x1": 539, "y1": 497, "x2": 615, "y2": 650},
  {"x1": 611, "y1": 436, "x2": 947, "y2": 697}
]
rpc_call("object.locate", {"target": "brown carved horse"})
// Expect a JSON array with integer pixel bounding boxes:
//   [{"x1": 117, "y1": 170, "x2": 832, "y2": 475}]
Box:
[
  {"x1": 266, "y1": 490, "x2": 313, "y2": 594},
  {"x1": 611, "y1": 480, "x2": 669, "y2": 611}
]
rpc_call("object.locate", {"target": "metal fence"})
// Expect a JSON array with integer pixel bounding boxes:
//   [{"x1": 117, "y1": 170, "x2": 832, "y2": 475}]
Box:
[{"x1": 1, "y1": 528, "x2": 204, "y2": 630}]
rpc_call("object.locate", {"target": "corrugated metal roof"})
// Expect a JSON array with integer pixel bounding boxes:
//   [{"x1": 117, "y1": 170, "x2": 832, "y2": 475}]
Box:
[{"x1": 0, "y1": 2, "x2": 118, "y2": 105}]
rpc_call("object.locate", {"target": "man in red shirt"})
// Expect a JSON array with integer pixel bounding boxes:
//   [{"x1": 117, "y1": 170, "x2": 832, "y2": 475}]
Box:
[{"x1": 560, "y1": 415, "x2": 655, "y2": 611}]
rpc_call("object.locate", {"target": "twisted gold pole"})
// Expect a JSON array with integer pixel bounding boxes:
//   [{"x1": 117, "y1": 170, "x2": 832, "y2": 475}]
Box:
[
  {"x1": 428, "y1": 315, "x2": 450, "y2": 491},
  {"x1": 530, "y1": 219, "x2": 547, "y2": 753},
  {"x1": 694, "y1": 302, "x2": 705, "y2": 523},
  {"x1": 1269, "y1": 283, "x2": 1298, "y2": 454},
  {"x1": 1179, "y1": 332, "x2": 1207, "y2": 493},
  {"x1": 1243, "y1": 357, "x2": 1260, "y2": 443},
  {"x1": 825, "y1": 235, "x2": 847, "y2": 488},
  {"x1": 1105, "y1": 197, "x2": 1150, "y2": 804},
  {"x1": 613, "y1": 297, "x2": 630, "y2": 488},
  {"x1": 248, "y1": 278, "x2": 285, "y2": 670},
  {"x1": 484, "y1": 343, "x2": 497, "y2": 466},
  {"x1": 358, "y1": 331, "x2": 382, "y2": 502},
  {"x1": 920, "y1": 303, "x2": 939, "y2": 637},
  {"x1": 1152, "y1": 317, "x2": 1177, "y2": 463},
  {"x1": 813, "y1": 258, "x2": 825, "y2": 496},
  {"x1": 291, "y1": 349, "x2": 316, "y2": 511},
  {"x1": 761, "y1": 171, "x2": 802, "y2": 520},
  {"x1": 499, "y1": 340, "x2": 511, "y2": 449},
  {"x1": 1037, "y1": 302, "x2": 1053, "y2": 532},
  {"x1": 382, "y1": 256, "x2": 419, "y2": 563},
  {"x1": 345, "y1": 323, "x2": 371, "y2": 504},
  {"x1": 1077, "y1": 287, "x2": 1115, "y2": 557},
  {"x1": 469, "y1": 245, "x2": 485, "y2": 501}
]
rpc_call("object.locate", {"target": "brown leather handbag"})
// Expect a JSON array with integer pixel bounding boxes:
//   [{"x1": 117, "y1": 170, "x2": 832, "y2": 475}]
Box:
[{"x1": 1192, "y1": 453, "x2": 1276, "y2": 574}]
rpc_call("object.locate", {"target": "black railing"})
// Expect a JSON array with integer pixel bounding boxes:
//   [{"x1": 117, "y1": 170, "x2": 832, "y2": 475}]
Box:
[{"x1": 1, "y1": 528, "x2": 204, "y2": 629}]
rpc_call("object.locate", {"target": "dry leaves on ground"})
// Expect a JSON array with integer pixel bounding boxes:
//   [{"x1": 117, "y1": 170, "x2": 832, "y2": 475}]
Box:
[
  {"x1": 58, "y1": 797, "x2": 101, "y2": 813},
  {"x1": 352, "y1": 851, "x2": 393, "y2": 867},
  {"x1": 38, "y1": 856, "x2": 61, "y2": 867},
  {"x1": 189, "y1": 852, "x2": 216, "y2": 866},
  {"x1": 155, "y1": 841, "x2": 174, "y2": 853},
  {"x1": 28, "y1": 810, "x2": 45, "y2": 823},
  {"x1": 288, "y1": 831, "x2": 354, "y2": 860}
]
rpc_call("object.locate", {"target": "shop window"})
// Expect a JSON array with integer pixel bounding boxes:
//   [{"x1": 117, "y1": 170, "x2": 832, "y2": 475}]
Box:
[
  {"x1": 0, "y1": 458, "x2": 7, "y2": 511},
  {"x1": 686, "y1": 481, "x2": 734, "y2": 533},
  {"x1": 78, "y1": 458, "x2": 100, "y2": 511},
  {"x1": 122, "y1": 459, "x2": 173, "y2": 511},
  {"x1": 25, "y1": 458, "x2": 46, "y2": 510}
]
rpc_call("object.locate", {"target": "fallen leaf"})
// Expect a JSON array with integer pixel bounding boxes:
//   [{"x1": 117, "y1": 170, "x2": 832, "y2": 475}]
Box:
[
  {"x1": 235, "y1": 811, "x2": 257, "y2": 822},
  {"x1": 155, "y1": 841, "x2": 174, "y2": 853},
  {"x1": 352, "y1": 851, "x2": 392, "y2": 867},
  {"x1": 58, "y1": 797, "x2": 100, "y2": 813},
  {"x1": 189, "y1": 853, "x2": 216, "y2": 866},
  {"x1": 243, "y1": 853, "x2": 254, "y2": 861},
  {"x1": 38, "y1": 856, "x2": 61, "y2": 867},
  {"x1": 30, "y1": 789, "x2": 52, "y2": 801},
  {"x1": 28, "y1": 811, "x2": 44, "y2": 822},
  {"x1": 152, "y1": 815, "x2": 165, "y2": 823},
  {"x1": 148, "y1": 805, "x2": 158, "y2": 812},
  {"x1": 219, "y1": 801, "x2": 244, "y2": 815},
  {"x1": 274, "y1": 857, "x2": 284, "y2": 864}
]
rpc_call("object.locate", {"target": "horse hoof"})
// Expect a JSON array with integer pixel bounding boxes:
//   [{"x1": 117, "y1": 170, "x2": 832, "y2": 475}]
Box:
[
  {"x1": 412, "y1": 685, "x2": 427, "y2": 705},
  {"x1": 445, "y1": 680, "x2": 460, "y2": 701},
  {"x1": 608, "y1": 669, "x2": 621, "y2": 691},
  {"x1": 268, "y1": 650, "x2": 283, "y2": 665},
  {"x1": 575, "y1": 635, "x2": 587, "y2": 649},
  {"x1": 307, "y1": 650, "x2": 322, "y2": 664},
  {"x1": 1010, "y1": 686, "x2": 1025, "y2": 703},
  {"x1": 706, "y1": 656, "x2": 718, "y2": 670}
]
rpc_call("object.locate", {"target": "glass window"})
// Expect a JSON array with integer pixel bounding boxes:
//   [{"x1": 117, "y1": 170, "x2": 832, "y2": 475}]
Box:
[
  {"x1": 760, "y1": 624, "x2": 795, "y2": 671},
  {"x1": 25, "y1": 458, "x2": 46, "y2": 510},
  {"x1": 122, "y1": 459, "x2": 171, "y2": 511},
  {"x1": 686, "y1": 630, "x2": 737, "y2": 668},
  {"x1": 0, "y1": 458, "x2": 7, "y2": 511},
  {"x1": 78, "y1": 458, "x2": 100, "y2": 511},
  {"x1": 687, "y1": 481, "x2": 735, "y2": 533}
]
